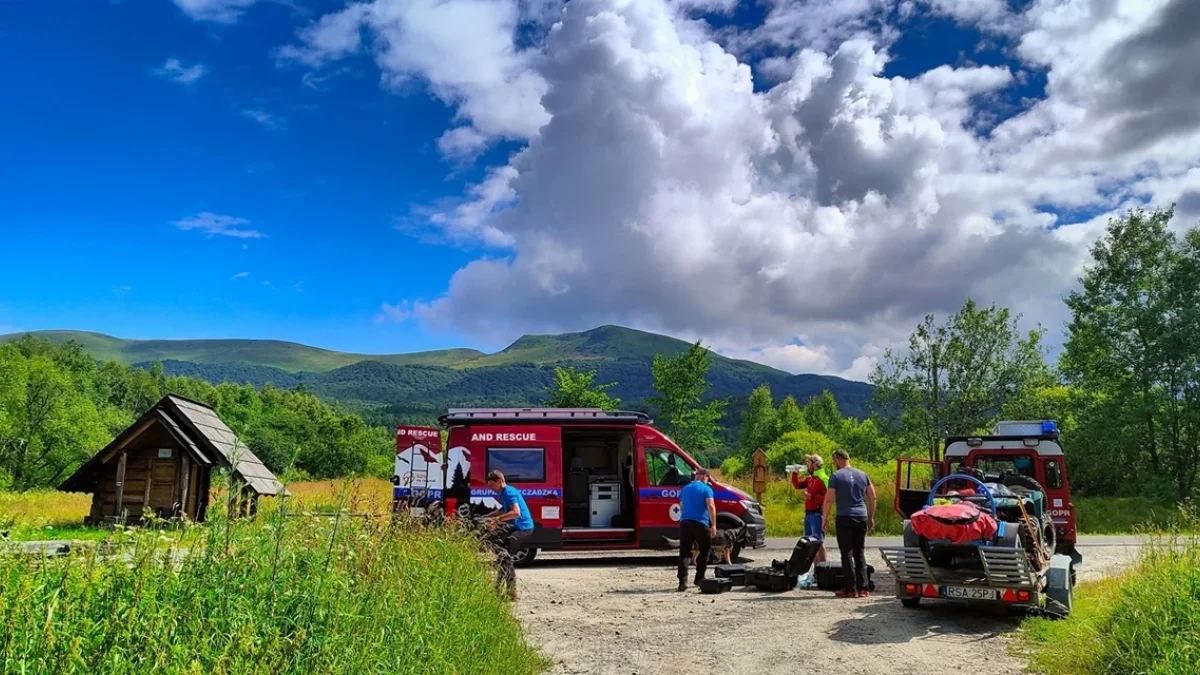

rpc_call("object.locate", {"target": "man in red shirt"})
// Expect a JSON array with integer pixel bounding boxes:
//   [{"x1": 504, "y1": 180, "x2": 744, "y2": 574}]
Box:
[{"x1": 790, "y1": 454, "x2": 829, "y2": 566}]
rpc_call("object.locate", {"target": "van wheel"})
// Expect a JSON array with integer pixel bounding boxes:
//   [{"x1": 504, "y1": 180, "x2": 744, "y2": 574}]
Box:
[{"x1": 513, "y1": 547, "x2": 538, "y2": 568}]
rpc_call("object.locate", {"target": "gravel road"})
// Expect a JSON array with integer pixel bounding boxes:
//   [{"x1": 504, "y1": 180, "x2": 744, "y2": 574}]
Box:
[{"x1": 515, "y1": 537, "x2": 1142, "y2": 675}]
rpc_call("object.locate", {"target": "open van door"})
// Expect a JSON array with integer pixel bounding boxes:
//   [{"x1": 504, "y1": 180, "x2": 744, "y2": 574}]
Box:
[{"x1": 894, "y1": 457, "x2": 943, "y2": 519}]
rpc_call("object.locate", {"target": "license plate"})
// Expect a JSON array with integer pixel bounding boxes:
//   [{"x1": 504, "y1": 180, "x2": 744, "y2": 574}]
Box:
[{"x1": 939, "y1": 586, "x2": 1000, "y2": 600}]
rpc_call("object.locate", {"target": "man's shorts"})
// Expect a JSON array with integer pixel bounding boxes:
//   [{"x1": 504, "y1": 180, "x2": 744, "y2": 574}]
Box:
[{"x1": 804, "y1": 512, "x2": 825, "y2": 541}]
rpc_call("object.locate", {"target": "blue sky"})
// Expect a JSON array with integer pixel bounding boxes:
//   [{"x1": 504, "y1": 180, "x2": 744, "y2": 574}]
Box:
[
  {"x1": 1, "y1": 0, "x2": 502, "y2": 354},
  {"x1": 0, "y1": 0, "x2": 1193, "y2": 376}
]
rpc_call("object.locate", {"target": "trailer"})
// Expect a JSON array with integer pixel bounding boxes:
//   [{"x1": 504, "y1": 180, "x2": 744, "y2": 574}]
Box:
[{"x1": 879, "y1": 474, "x2": 1075, "y2": 617}]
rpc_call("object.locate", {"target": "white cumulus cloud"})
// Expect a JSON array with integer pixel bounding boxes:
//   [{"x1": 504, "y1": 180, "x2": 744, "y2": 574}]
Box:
[{"x1": 291, "y1": 0, "x2": 1200, "y2": 377}]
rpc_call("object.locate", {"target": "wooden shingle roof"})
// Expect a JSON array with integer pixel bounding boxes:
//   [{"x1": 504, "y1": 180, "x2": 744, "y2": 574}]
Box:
[{"x1": 164, "y1": 396, "x2": 286, "y2": 496}]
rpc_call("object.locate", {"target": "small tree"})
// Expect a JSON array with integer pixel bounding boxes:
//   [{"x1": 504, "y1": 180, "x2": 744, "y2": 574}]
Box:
[
  {"x1": 871, "y1": 298, "x2": 1051, "y2": 461},
  {"x1": 648, "y1": 341, "x2": 727, "y2": 453},
  {"x1": 738, "y1": 384, "x2": 777, "y2": 456},
  {"x1": 765, "y1": 430, "x2": 839, "y2": 474},
  {"x1": 543, "y1": 366, "x2": 621, "y2": 410}
]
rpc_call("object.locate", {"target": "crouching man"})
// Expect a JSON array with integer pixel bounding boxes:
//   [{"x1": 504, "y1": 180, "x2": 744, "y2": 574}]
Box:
[
  {"x1": 484, "y1": 470, "x2": 535, "y2": 600},
  {"x1": 676, "y1": 467, "x2": 717, "y2": 592}
]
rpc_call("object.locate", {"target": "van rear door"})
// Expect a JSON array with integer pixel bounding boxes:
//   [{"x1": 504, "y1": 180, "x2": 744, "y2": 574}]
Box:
[{"x1": 469, "y1": 426, "x2": 563, "y2": 545}]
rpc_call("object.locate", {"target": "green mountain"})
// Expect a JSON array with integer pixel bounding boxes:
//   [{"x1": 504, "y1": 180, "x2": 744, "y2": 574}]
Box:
[
  {"x1": 2, "y1": 326, "x2": 874, "y2": 423},
  {"x1": 0, "y1": 330, "x2": 483, "y2": 372}
]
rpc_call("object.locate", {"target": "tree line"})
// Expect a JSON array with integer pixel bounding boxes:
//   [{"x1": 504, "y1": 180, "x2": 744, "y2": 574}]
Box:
[{"x1": 0, "y1": 336, "x2": 393, "y2": 490}]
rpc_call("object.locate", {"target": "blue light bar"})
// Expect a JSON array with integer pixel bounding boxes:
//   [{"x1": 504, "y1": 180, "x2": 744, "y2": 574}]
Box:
[{"x1": 1041, "y1": 420, "x2": 1058, "y2": 434}]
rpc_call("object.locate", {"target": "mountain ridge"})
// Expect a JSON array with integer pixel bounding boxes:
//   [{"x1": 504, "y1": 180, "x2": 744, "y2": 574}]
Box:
[{"x1": 2, "y1": 326, "x2": 875, "y2": 422}]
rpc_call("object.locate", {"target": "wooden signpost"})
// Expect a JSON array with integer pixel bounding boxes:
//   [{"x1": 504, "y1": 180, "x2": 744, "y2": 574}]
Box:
[{"x1": 751, "y1": 448, "x2": 768, "y2": 504}]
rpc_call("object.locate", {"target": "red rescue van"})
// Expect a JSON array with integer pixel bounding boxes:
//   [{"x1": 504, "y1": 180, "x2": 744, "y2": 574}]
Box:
[
  {"x1": 393, "y1": 408, "x2": 766, "y2": 565},
  {"x1": 893, "y1": 420, "x2": 1081, "y2": 563}
]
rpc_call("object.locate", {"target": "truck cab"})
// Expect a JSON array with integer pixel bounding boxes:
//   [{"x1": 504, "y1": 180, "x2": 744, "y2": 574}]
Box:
[
  {"x1": 894, "y1": 420, "x2": 1080, "y2": 563},
  {"x1": 395, "y1": 408, "x2": 767, "y2": 565}
]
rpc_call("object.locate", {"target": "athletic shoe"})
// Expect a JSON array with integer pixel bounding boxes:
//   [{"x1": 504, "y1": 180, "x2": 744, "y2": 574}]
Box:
[
  {"x1": 857, "y1": 590, "x2": 870, "y2": 598},
  {"x1": 834, "y1": 589, "x2": 856, "y2": 598},
  {"x1": 677, "y1": 582, "x2": 687, "y2": 592}
]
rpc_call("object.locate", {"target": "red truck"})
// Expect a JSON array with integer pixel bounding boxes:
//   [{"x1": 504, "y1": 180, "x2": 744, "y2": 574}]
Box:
[
  {"x1": 392, "y1": 408, "x2": 767, "y2": 565},
  {"x1": 880, "y1": 420, "x2": 1080, "y2": 615}
]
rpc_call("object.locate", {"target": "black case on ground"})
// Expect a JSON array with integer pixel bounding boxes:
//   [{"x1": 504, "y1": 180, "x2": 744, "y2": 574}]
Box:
[
  {"x1": 813, "y1": 561, "x2": 876, "y2": 591},
  {"x1": 748, "y1": 566, "x2": 799, "y2": 592},
  {"x1": 786, "y1": 536, "x2": 823, "y2": 576},
  {"x1": 714, "y1": 563, "x2": 749, "y2": 585},
  {"x1": 699, "y1": 577, "x2": 733, "y2": 594}
]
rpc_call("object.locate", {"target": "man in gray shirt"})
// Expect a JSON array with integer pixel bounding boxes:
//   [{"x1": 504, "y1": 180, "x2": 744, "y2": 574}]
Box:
[{"x1": 822, "y1": 448, "x2": 877, "y2": 598}]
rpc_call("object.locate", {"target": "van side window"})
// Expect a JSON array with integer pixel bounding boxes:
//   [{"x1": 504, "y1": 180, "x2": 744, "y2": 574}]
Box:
[
  {"x1": 487, "y1": 448, "x2": 545, "y2": 483},
  {"x1": 645, "y1": 449, "x2": 692, "y2": 486},
  {"x1": 1045, "y1": 460, "x2": 1063, "y2": 489}
]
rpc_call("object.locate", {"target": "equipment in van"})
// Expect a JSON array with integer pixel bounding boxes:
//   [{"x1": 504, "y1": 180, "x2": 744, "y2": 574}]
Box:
[
  {"x1": 813, "y1": 561, "x2": 876, "y2": 591},
  {"x1": 699, "y1": 577, "x2": 734, "y2": 594}
]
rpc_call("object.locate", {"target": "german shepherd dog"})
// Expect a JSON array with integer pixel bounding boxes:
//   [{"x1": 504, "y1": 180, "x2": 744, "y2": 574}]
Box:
[{"x1": 690, "y1": 528, "x2": 738, "y2": 566}]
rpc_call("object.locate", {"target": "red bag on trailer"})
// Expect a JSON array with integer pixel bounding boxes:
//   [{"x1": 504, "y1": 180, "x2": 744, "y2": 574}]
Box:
[{"x1": 910, "y1": 502, "x2": 998, "y2": 544}]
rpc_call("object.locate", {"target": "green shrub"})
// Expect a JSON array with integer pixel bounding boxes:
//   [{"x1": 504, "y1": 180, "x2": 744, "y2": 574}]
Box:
[
  {"x1": 0, "y1": 497, "x2": 547, "y2": 674},
  {"x1": 1022, "y1": 526, "x2": 1200, "y2": 675},
  {"x1": 719, "y1": 455, "x2": 747, "y2": 478},
  {"x1": 764, "y1": 430, "x2": 838, "y2": 473}
]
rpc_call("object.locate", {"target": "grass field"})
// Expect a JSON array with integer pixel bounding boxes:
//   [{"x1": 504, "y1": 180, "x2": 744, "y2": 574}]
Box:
[
  {"x1": 1020, "y1": 529, "x2": 1200, "y2": 675},
  {"x1": 0, "y1": 484, "x2": 547, "y2": 674},
  {"x1": 3, "y1": 475, "x2": 1187, "y2": 542}
]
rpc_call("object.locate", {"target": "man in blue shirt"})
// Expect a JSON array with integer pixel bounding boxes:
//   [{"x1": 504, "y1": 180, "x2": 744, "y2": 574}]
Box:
[
  {"x1": 676, "y1": 467, "x2": 717, "y2": 591},
  {"x1": 485, "y1": 470, "x2": 535, "y2": 600}
]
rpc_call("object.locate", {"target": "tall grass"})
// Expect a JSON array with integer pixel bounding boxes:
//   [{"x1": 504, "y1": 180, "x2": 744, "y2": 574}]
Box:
[
  {"x1": 0, "y1": 484, "x2": 547, "y2": 675},
  {"x1": 1021, "y1": 524, "x2": 1200, "y2": 675},
  {"x1": 721, "y1": 460, "x2": 905, "y2": 536}
]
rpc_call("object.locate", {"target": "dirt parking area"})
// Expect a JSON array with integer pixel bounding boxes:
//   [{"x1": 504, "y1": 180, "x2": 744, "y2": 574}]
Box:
[{"x1": 516, "y1": 540, "x2": 1141, "y2": 675}]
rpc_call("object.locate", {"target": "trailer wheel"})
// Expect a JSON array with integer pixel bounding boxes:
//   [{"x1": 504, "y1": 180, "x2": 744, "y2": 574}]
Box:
[
  {"x1": 513, "y1": 547, "x2": 538, "y2": 568},
  {"x1": 901, "y1": 597, "x2": 921, "y2": 608}
]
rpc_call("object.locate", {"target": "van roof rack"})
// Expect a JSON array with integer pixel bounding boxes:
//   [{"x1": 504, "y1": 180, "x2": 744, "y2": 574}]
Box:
[{"x1": 438, "y1": 408, "x2": 652, "y2": 426}]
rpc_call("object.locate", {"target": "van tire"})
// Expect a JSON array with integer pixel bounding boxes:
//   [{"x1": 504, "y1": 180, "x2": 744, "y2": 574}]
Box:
[{"x1": 513, "y1": 547, "x2": 538, "y2": 568}]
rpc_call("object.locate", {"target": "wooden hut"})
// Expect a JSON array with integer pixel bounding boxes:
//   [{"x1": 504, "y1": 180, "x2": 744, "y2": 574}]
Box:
[{"x1": 59, "y1": 395, "x2": 285, "y2": 523}]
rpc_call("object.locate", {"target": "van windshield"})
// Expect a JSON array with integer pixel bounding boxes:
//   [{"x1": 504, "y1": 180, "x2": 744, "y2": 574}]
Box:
[
  {"x1": 970, "y1": 454, "x2": 1036, "y2": 478},
  {"x1": 645, "y1": 449, "x2": 693, "y2": 486}
]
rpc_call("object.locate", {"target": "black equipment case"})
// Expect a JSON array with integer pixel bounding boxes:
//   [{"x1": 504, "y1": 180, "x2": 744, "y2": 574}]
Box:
[
  {"x1": 714, "y1": 564, "x2": 749, "y2": 585},
  {"x1": 813, "y1": 561, "x2": 876, "y2": 591},
  {"x1": 786, "y1": 536, "x2": 823, "y2": 576},
  {"x1": 748, "y1": 566, "x2": 799, "y2": 592},
  {"x1": 699, "y1": 577, "x2": 734, "y2": 594}
]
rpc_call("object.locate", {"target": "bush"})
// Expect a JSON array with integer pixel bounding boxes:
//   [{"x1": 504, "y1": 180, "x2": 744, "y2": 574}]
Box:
[
  {"x1": 0, "y1": 487, "x2": 547, "y2": 674},
  {"x1": 1022, "y1": 526, "x2": 1200, "y2": 675},
  {"x1": 720, "y1": 455, "x2": 747, "y2": 479},
  {"x1": 765, "y1": 430, "x2": 838, "y2": 473}
]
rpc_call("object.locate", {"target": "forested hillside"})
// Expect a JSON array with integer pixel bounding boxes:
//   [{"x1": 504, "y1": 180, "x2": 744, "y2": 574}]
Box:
[
  {"x1": 0, "y1": 336, "x2": 394, "y2": 491},
  {"x1": 2, "y1": 326, "x2": 875, "y2": 428}
]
